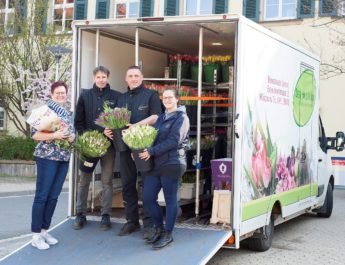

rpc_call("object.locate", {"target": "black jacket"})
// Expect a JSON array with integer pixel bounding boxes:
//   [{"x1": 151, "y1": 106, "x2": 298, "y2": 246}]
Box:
[
  {"x1": 74, "y1": 84, "x2": 121, "y2": 134},
  {"x1": 148, "y1": 107, "x2": 190, "y2": 168},
  {"x1": 117, "y1": 83, "x2": 162, "y2": 124}
]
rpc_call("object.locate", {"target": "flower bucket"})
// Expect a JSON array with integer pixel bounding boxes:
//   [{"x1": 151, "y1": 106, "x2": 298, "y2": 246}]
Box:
[
  {"x1": 79, "y1": 156, "x2": 99, "y2": 173},
  {"x1": 221, "y1": 62, "x2": 231, "y2": 83},
  {"x1": 185, "y1": 105, "x2": 197, "y2": 126},
  {"x1": 132, "y1": 149, "x2": 153, "y2": 172},
  {"x1": 191, "y1": 64, "x2": 201, "y2": 81},
  {"x1": 112, "y1": 128, "x2": 129, "y2": 152},
  {"x1": 169, "y1": 63, "x2": 190, "y2": 79},
  {"x1": 203, "y1": 63, "x2": 220, "y2": 84},
  {"x1": 186, "y1": 150, "x2": 196, "y2": 169}
]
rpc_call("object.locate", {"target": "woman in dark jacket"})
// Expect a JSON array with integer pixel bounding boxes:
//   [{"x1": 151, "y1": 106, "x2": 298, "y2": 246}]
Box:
[{"x1": 140, "y1": 88, "x2": 189, "y2": 250}]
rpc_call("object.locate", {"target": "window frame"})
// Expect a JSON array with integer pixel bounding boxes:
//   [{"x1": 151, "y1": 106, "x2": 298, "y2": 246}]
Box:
[
  {"x1": 52, "y1": 0, "x2": 74, "y2": 33},
  {"x1": 114, "y1": 0, "x2": 140, "y2": 19},
  {"x1": 184, "y1": 0, "x2": 214, "y2": 16},
  {"x1": 0, "y1": 0, "x2": 15, "y2": 34},
  {"x1": 264, "y1": 0, "x2": 297, "y2": 21}
]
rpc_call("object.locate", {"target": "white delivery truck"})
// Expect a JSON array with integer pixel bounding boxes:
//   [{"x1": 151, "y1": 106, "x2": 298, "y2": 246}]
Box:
[{"x1": 2, "y1": 14, "x2": 344, "y2": 265}]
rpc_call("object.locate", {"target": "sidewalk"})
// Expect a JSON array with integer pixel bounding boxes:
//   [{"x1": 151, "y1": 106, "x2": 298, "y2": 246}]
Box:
[{"x1": 0, "y1": 176, "x2": 68, "y2": 197}]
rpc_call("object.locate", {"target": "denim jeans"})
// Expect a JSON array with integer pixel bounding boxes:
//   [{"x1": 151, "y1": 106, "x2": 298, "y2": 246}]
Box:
[
  {"x1": 31, "y1": 157, "x2": 69, "y2": 233},
  {"x1": 76, "y1": 148, "x2": 115, "y2": 215}
]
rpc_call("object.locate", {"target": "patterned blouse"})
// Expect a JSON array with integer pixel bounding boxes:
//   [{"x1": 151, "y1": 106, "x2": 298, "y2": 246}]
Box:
[{"x1": 32, "y1": 100, "x2": 75, "y2": 162}]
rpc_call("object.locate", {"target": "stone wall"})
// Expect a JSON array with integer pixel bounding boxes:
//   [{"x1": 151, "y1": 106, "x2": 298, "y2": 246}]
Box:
[{"x1": 0, "y1": 160, "x2": 36, "y2": 177}]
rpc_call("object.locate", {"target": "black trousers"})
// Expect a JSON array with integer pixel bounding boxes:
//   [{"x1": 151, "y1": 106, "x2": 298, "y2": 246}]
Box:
[{"x1": 120, "y1": 150, "x2": 152, "y2": 227}]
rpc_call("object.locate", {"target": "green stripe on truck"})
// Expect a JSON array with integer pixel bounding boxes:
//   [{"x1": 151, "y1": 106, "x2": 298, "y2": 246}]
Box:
[{"x1": 242, "y1": 183, "x2": 318, "y2": 221}]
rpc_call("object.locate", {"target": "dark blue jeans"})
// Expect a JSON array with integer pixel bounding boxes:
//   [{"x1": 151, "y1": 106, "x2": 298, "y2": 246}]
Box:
[
  {"x1": 31, "y1": 157, "x2": 69, "y2": 233},
  {"x1": 142, "y1": 175, "x2": 179, "y2": 233}
]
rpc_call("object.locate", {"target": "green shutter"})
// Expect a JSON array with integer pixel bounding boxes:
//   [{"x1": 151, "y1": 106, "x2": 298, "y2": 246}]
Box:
[
  {"x1": 96, "y1": 0, "x2": 109, "y2": 19},
  {"x1": 141, "y1": 0, "x2": 153, "y2": 17},
  {"x1": 164, "y1": 0, "x2": 179, "y2": 16},
  {"x1": 243, "y1": 0, "x2": 260, "y2": 21},
  {"x1": 298, "y1": 0, "x2": 315, "y2": 18},
  {"x1": 34, "y1": 0, "x2": 48, "y2": 34},
  {"x1": 74, "y1": 0, "x2": 88, "y2": 20},
  {"x1": 213, "y1": 0, "x2": 228, "y2": 14},
  {"x1": 319, "y1": 0, "x2": 337, "y2": 17}
]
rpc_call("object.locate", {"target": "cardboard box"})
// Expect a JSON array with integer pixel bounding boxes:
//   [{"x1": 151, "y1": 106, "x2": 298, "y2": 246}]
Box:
[
  {"x1": 211, "y1": 158, "x2": 232, "y2": 190},
  {"x1": 210, "y1": 190, "x2": 231, "y2": 224}
]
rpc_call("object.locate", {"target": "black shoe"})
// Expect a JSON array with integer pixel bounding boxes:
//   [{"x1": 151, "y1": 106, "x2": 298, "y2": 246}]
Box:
[
  {"x1": 118, "y1": 222, "x2": 140, "y2": 236},
  {"x1": 152, "y1": 232, "x2": 173, "y2": 250},
  {"x1": 100, "y1": 214, "x2": 111, "y2": 231},
  {"x1": 73, "y1": 213, "x2": 86, "y2": 230},
  {"x1": 143, "y1": 226, "x2": 156, "y2": 240},
  {"x1": 146, "y1": 228, "x2": 163, "y2": 244}
]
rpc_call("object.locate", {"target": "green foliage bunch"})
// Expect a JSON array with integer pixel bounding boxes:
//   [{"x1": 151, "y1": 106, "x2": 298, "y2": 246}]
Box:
[
  {"x1": 0, "y1": 136, "x2": 36, "y2": 160},
  {"x1": 122, "y1": 125, "x2": 158, "y2": 150},
  {"x1": 74, "y1": 130, "x2": 110, "y2": 159}
]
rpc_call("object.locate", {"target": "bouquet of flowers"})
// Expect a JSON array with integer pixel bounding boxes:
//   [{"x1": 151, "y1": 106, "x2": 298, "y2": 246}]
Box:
[
  {"x1": 51, "y1": 120, "x2": 73, "y2": 150},
  {"x1": 74, "y1": 130, "x2": 110, "y2": 159},
  {"x1": 95, "y1": 102, "x2": 131, "y2": 129},
  {"x1": 122, "y1": 125, "x2": 158, "y2": 150}
]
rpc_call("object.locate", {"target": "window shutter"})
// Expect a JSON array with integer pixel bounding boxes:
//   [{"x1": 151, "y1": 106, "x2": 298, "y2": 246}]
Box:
[
  {"x1": 164, "y1": 0, "x2": 179, "y2": 16},
  {"x1": 243, "y1": 0, "x2": 260, "y2": 21},
  {"x1": 34, "y1": 0, "x2": 48, "y2": 34},
  {"x1": 74, "y1": 0, "x2": 88, "y2": 20},
  {"x1": 213, "y1": 0, "x2": 228, "y2": 14},
  {"x1": 141, "y1": 0, "x2": 153, "y2": 17},
  {"x1": 319, "y1": 0, "x2": 337, "y2": 17},
  {"x1": 297, "y1": 0, "x2": 315, "y2": 18},
  {"x1": 96, "y1": 0, "x2": 109, "y2": 19}
]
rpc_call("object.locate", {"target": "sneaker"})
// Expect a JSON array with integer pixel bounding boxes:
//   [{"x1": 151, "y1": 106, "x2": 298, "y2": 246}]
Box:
[
  {"x1": 118, "y1": 222, "x2": 140, "y2": 236},
  {"x1": 41, "y1": 231, "x2": 58, "y2": 245},
  {"x1": 152, "y1": 232, "x2": 173, "y2": 250},
  {"x1": 31, "y1": 234, "x2": 49, "y2": 250},
  {"x1": 73, "y1": 213, "x2": 87, "y2": 230},
  {"x1": 100, "y1": 214, "x2": 111, "y2": 231},
  {"x1": 143, "y1": 226, "x2": 156, "y2": 240}
]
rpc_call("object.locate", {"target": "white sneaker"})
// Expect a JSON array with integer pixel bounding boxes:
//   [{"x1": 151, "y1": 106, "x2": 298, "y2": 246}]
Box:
[
  {"x1": 32, "y1": 234, "x2": 50, "y2": 250},
  {"x1": 41, "y1": 231, "x2": 58, "y2": 245}
]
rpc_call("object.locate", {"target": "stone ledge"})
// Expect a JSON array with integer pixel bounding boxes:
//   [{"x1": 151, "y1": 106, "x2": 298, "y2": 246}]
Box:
[{"x1": 0, "y1": 160, "x2": 35, "y2": 165}]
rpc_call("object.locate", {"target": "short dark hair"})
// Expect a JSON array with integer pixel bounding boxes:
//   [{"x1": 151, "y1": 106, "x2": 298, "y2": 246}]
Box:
[
  {"x1": 93, "y1": 66, "x2": 110, "y2": 77},
  {"x1": 51, "y1": 81, "x2": 68, "y2": 94},
  {"x1": 127, "y1": 65, "x2": 142, "y2": 72},
  {"x1": 163, "y1": 88, "x2": 179, "y2": 99}
]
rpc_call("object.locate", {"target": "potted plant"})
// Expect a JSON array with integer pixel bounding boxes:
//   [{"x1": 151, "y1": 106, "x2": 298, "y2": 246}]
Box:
[
  {"x1": 122, "y1": 125, "x2": 158, "y2": 172},
  {"x1": 95, "y1": 102, "x2": 131, "y2": 152},
  {"x1": 180, "y1": 171, "x2": 205, "y2": 199},
  {"x1": 169, "y1": 54, "x2": 192, "y2": 79},
  {"x1": 186, "y1": 136, "x2": 216, "y2": 169},
  {"x1": 219, "y1": 55, "x2": 233, "y2": 83},
  {"x1": 74, "y1": 130, "x2": 111, "y2": 173}
]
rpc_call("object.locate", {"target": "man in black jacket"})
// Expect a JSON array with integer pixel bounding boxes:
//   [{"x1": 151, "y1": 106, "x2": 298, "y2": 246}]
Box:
[
  {"x1": 73, "y1": 66, "x2": 121, "y2": 231},
  {"x1": 116, "y1": 66, "x2": 162, "y2": 238}
]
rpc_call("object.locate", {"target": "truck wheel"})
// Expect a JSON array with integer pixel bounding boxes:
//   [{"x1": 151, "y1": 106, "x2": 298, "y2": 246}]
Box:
[
  {"x1": 246, "y1": 214, "x2": 274, "y2": 252},
  {"x1": 317, "y1": 182, "x2": 333, "y2": 218}
]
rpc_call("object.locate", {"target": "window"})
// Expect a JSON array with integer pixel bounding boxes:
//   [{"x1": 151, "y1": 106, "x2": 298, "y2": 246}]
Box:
[
  {"x1": 185, "y1": 0, "x2": 213, "y2": 15},
  {"x1": 264, "y1": 0, "x2": 296, "y2": 20},
  {"x1": 0, "y1": 107, "x2": 4, "y2": 130},
  {"x1": 53, "y1": 0, "x2": 74, "y2": 33},
  {"x1": 115, "y1": 0, "x2": 139, "y2": 18},
  {"x1": 0, "y1": 0, "x2": 15, "y2": 34}
]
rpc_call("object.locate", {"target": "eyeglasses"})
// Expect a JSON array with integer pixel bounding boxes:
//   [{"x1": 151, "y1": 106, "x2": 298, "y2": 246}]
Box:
[
  {"x1": 162, "y1": 96, "x2": 175, "y2": 101},
  {"x1": 54, "y1": 92, "x2": 67, "y2": 95}
]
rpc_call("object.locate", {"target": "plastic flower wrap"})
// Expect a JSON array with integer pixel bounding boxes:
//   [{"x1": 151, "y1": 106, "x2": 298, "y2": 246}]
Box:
[
  {"x1": 122, "y1": 125, "x2": 158, "y2": 150},
  {"x1": 74, "y1": 130, "x2": 110, "y2": 158},
  {"x1": 95, "y1": 102, "x2": 131, "y2": 129},
  {"x1": 52, "y1": 120, "x2": 73, "y2": 150}
]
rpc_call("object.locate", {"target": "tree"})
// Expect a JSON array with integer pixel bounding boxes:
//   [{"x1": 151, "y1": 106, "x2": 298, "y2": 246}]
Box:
[{"x1": 0, "y1": 0, "x2": 72, "y2": 137}]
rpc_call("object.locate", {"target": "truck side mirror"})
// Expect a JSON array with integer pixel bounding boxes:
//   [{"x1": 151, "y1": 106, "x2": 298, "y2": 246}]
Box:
[{"x1": 335, "y1": 131, "x2": 345, "y2": 151}]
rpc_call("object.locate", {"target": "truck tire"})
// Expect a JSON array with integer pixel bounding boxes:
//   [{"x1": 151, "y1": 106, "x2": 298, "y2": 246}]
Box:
[
  {"x1": 317, "y1": 182, "x2": 333, "y2": 218},
  {"x1": 246, "y1": 214, "x2": 274, "y2": 252}
]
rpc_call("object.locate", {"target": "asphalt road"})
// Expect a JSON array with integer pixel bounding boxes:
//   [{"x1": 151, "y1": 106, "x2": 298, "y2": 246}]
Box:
[{"x1": 0, "y1": 189, "x2": 344, "y2": 264}]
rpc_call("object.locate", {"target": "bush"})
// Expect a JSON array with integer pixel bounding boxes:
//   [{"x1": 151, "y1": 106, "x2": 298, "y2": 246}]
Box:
[{"x1": 0, "y1": 136, "x2": 36, "y2": 160}]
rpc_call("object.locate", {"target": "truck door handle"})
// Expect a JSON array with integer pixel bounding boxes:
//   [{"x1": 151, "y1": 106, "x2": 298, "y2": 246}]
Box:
[
  {"x1": 234, "y1": 113, "x2": 239, "y2": 139},
  {"x1": 318, "y1": 159, "x2": 322, "y2": 162}
]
